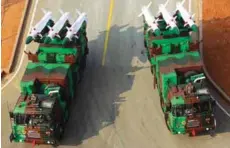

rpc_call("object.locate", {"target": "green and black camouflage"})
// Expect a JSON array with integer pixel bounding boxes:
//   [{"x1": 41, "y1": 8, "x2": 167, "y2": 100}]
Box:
[
  {"x1": 142, "y1": 5, "x2": 216, "y2": 136},
  {"x1": 9, "y1": 15, "x2": 89, "y2": 147}
]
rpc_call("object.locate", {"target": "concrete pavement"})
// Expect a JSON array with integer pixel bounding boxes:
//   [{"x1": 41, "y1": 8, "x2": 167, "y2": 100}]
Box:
[{"x1": 1, "y1": 0, "x2": 230, "y2": 148}]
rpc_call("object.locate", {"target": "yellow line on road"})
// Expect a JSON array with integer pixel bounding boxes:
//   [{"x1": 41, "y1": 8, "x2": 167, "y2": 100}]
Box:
[{"x1": 101, "y1": 0, "x2": 114, "y2": 66}]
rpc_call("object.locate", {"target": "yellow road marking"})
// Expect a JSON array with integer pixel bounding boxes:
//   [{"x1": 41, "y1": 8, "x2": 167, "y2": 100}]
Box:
[{"x1": 101, "y1": 0, "x2": 114, "y2": 66}]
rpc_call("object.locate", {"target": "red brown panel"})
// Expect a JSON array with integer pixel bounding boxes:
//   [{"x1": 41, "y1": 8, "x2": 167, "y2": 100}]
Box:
[
  {"x1": 24, "y1": 51, "x2": 39, "y2": 62},
  {"x1": 189, "y1": 42, "x2": 199, "y2": 51},
  {"x1": 175, "y1": 66, "x2": 203, "y2": 73},
  {"x1": 184, "y1": 96, "x2": 200, "y2": 104},
  {"x1": 160, "y1": 62, "x2": 202, "y2": 74},
  {"x1": 65, "y1": 55, "x2": 76, "y2": 63}
]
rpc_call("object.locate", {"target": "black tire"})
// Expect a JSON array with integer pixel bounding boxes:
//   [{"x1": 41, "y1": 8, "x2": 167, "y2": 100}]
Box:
[
  {"x1": 52, "y1": 140, "x2": 60, "y2": 148},
  {"x1": 74, "y1": 70, "x2": 82, "y2": 84},
  {"x1": 55, "y1": 124, "x2": 64, "y2": 141},
  {"x1": 9, "y1": 133, "x2": 14, "y2": 142},
  {"x1": 144, "y1": 40, "x2": 147, "y2": 48},
  {"x1": 59, "y1": 124, "x2": 64, "y2": 139},
  {"x1": 209, "y1": 130, "x2": 216, "y2": 137},
  {"x1": 80, "y1": 55, "x2": 87, "y2": 71},
  {"x1": 64, "y1": 109, "x2": 69, "y2": 124},
  {"x1": 77, "y1": 69, "x2": 84, "y2": 84},
  {"x1": 164, "y1": 113, "x2": 171, "y2": 131},
  {"x1": 85, "y1": 47, "x2": 89, "y2": 55},
  {"x1": 150, "y1": 66, "x2": 154, "y2": 74}
]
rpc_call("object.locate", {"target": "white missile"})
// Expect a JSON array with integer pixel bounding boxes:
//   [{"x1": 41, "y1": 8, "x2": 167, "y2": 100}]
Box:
[
  {"x1": 175, "y1": 0, "x2": 196, "y2": 29},
  {"x1": 138, "y1": 2, "x2": 161, "y2": 35},
  {"x1": 65, "y1": 9, "x2": 87, "y2": 41},
  {"x1": 157, "y1": 0, "x2": 178, "y2": 30},
  {"x1": 46, "y1": 10, "x2": 70, "y2": 40},
  {"x1": 28, "y1": 9, "x2": 52, "y2": 39}
]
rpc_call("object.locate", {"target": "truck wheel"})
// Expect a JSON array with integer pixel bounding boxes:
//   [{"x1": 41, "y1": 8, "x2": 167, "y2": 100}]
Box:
[
  {"x1": 209, "y1": 130, "x2": 216, "y2": 137},
  {"x1": 150, "y1": 66, "x2": 153, "y2": 74},
  {"x1": 64, "y1": 110, "x2": 69, "y2": 124},
  {"x1": 76, "y1": 70, "x2": 82, "y2": 84},
  {"x1": 164, "y1": 113, "x2": 170, "y2": 131},
  {"x1": 144, "y1": 40, "x2": 147, "y2": 48},
  {"x1": 55, "y1": 124, "x2": 64, "y2": 141},
  {"x1": 59, "y1": 125, "x2": 64, "y2": 139},
  {"x1": 9, "y1": 133, "x2": 14, "y2": 142},
  {"x1": 160, "y1": 97, "x2": 164, "y2": 112},
  {"x1": 85, "y1": 47, "x2": 89, "y2": 55},
  {"x1": 52, "y1": 140, "x2": 60, "y2": 148},
  {"x1": 57, "y1": 124, "x2": 64, "y2": 141},
  {"x1": 80, "y1": 55, "x2": 87, "y2": 71},
  {"x1": 78, "y1": 70, "x2": 84, "y2": 84}
]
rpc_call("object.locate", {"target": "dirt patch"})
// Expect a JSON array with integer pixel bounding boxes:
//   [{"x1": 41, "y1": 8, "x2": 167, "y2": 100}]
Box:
[
  {"x1": 203, "y1": 0, "x2": 230, "y2": 96},
  {"x1": 1, "y1": 0, "x2": 26, "y2": 73}
]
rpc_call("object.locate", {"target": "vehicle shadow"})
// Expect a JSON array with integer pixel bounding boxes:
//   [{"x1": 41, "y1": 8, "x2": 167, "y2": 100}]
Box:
[
  {"x1": 60, "y1": 24, "x2": 147, "y2": 146},
  {"x1": 202, "y1": 80, "x2": 230, "y2": 136},
  {"x1": 193, "y1": 107, "x2": 230, "y2": 137}
]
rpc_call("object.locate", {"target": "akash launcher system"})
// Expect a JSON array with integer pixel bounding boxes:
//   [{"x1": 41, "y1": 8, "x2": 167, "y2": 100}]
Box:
[
  {"x1": 9, "y1": 9, "x2": 88, "y2": 147},
  {"x1": 139, "y1": 0, "x2": 216, "y2": 136}
]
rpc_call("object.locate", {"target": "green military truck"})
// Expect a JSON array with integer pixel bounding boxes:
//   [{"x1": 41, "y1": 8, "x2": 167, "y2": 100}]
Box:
[
  {"x1": 139, "y1": 1, "x2": 216, "y2": 136},
  {"x1": 9, "y1": 10, "x2": 88, "y2": 147}
]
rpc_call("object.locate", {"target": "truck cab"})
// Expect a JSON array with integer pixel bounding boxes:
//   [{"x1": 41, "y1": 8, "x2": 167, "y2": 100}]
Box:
[
  {"x1": 167, "y1": 75, "x2": 216, "y2": 136},
  {"x1": 9, "y1": 83, "x2": 68, "y2": 147},
  {"x1": 156, "y1": 52, "x2": 217, "y2": 136}
]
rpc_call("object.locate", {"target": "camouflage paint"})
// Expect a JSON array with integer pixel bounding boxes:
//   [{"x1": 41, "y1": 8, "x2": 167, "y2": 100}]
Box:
[
  {"x1": 168, "y1": 113, "x2": 186, "y2": 134},
  {"x1": 171, "y1": 96, "x2": 185, "y2": 106},
  {"x1": 12, "y1": 124, "x2": 26, "y2": 142},
  {"x1": 13, "y1": 102, "x2": 27, "y2": 114},
  {"x1": 10, "y1": 13, "x2": 88, "y2": 145},
  {"x1": 20, "y1": 81, "x2": 35, "y2": 95}
]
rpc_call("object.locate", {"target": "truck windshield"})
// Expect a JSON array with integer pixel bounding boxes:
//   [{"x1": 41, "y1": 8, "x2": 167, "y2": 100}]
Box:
[
  {"x1": 172, "y1": 101, "x2": 211, "y2": 117},
  {"x1": 13, "y1": 114, "x2": 51, "y2": 125}
]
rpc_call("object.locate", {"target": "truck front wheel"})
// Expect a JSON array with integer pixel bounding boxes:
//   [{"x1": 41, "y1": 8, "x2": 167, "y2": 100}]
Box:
[{"x1": 164, "y1": 113, "x2": 171, "y2": 131}]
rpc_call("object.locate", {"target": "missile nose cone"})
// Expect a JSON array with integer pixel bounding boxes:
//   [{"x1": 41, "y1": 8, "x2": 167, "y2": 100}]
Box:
[
  {"x1": 62, "y1": 38, "x2": 70, "y2": 45},
  {"x1": 173, "y1": 27, "x2": 180, "y2": 35},
  {"x1": 44, "y1": 37, "x2": 52, "y2": 44},
  {"x1": 191, "y1": 24, "x2": 198, "y2": 32},
  {"x1": 154, "y1": 29, "x2": 161, "y2": 36},
  {"x1": 26, "y1": 36, "x2": 33, "y2": 44}
]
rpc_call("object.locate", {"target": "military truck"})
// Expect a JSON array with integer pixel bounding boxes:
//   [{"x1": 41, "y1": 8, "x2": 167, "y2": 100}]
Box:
[
  {"x1": 155, "y1": 52, "x2": 216, "y2": 136},
  {"x1": 139, "y1": 1, "x2": 216, "y2": 136},
  {"x1": 9, "y1": 10, "x2": 88, "y2": 147}
]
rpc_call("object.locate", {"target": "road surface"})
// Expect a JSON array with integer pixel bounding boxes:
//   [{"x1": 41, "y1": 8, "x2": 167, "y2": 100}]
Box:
[{"x1": 1, "y1": 0, "x2": 230, "y2": 148}]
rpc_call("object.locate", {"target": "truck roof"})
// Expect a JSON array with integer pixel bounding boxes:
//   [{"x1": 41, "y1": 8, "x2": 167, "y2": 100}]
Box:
[
  {"x1": 158, "y1": 52, "x2": 202, "y2": 74},
  {"x1": 22, "y1": 62, "x2": 70, "y2": 87}
]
